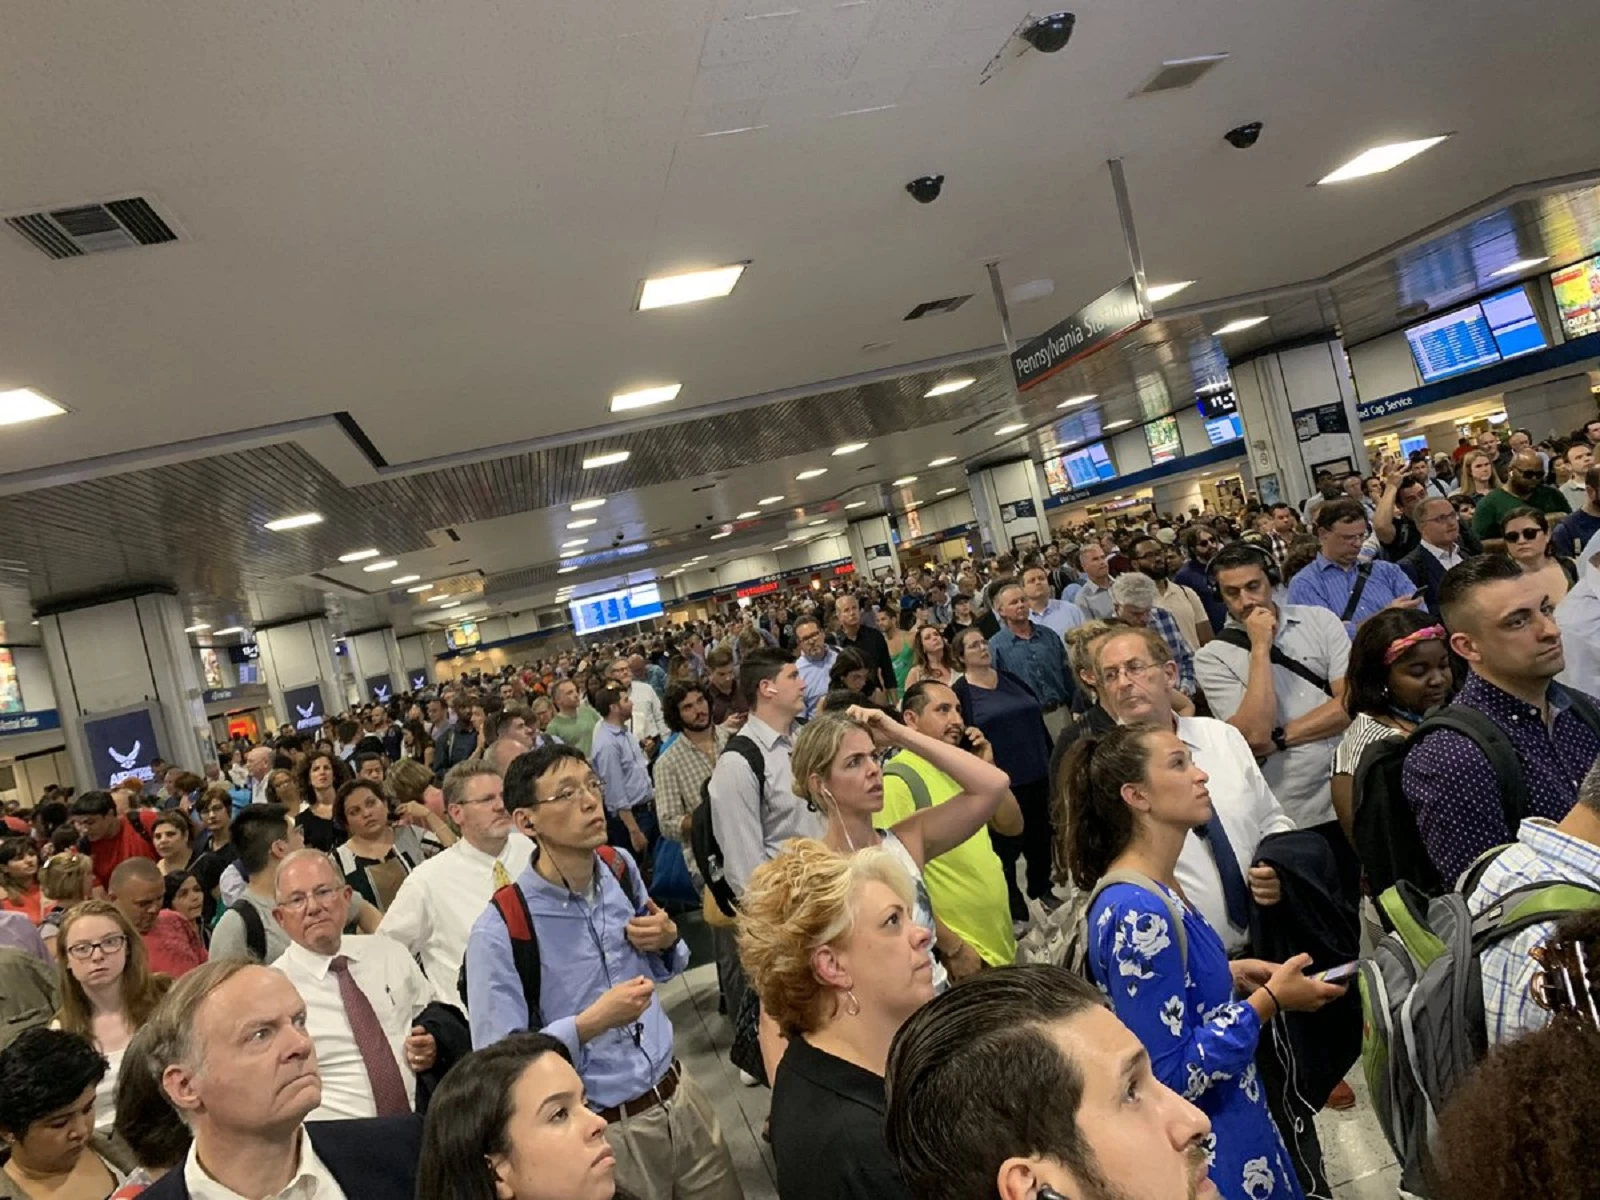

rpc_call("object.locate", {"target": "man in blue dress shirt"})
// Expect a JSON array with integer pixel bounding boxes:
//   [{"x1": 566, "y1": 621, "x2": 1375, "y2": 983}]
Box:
[
  {"x1": 466, "y1": 744, "x2": 742, "y2": 1200},
  {"x1": 1286, "y1": 498, "x2": 1421, "y2": 637},
  {"x1": 988, "y1": 582, "x2": 1072, "y2": 738},
  {"x1": 792, "y1": 614, "x2": 837, "y2": 718},
  {"x1": 1021, "y1": 562, "x2": 1085, "y2": 642},
  {"x1": 585, "y1": 681, "x2": 659, "y2": 864}
]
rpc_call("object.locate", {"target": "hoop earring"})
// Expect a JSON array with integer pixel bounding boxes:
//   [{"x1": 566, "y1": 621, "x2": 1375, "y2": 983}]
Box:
[{"x1": 845, "y1": 990, "x2": 861, "y2": 1017}]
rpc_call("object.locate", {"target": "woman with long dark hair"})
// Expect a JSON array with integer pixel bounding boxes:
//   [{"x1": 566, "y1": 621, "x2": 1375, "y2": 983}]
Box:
[
  {"x1": 416, "y1": 1033, "x2": 621, "y2": 1200},
  {"x1": 292, "y1": 750, "x2": 350, "y2": 852},
  {"x1": 0, "y1": 837, "x2": 42, "y2": 923},
  {"x1": 1500, "y1": 505, "x2": 1576, "y2": 603},
  {"x1": 1063, "y1": 724, "x2": 1344, "y2": 1200}
]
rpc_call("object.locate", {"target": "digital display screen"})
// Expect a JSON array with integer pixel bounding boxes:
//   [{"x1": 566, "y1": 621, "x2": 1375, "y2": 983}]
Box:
[
  {"x1": 1405, "y1": 303, "x2": 1502, "y2": 383},
  {"x1": 445, "y1": 620, "x2": 480, "y2": 650},
  {"x1": 1399, "y1": 435, "x2": 1429, "y2": 460},
  {"x1": 1480, "y1": 286, "x2": 1547, "y2": 359},
  {"x1": 82, "y1": 707, "x2": 163, "y2": 788},
  {"x1": 1195, "y1": 387, "x2": 1237, "y2": 421},
  {"x1": 1551, "y1": 255, "x2": 1600, "y2": 340},
  {"x1": 569, "y1": 583, "x2": 665, "y2": 635},
  {"x1": 283, "y1": 684, "x2": 326, "y2": 732},
  {"x1": 366, "y1": 674, "x2": 395, "y2": 703},
  {"x1": 1144, "y1": 416, "x2": 1182, "y2": 465},
  {"x1": 1204, "y1": 413, "x2": 1244, "y2": 446},
  {"x1": 1061, "y1": 443, "x2": 1117, "y2": 489},
  {"x1": 236, "y1": 663, "x2": 260, "y2": 686},
  {"x1": 410, "y1": 672, "x2": 429, "y2": 691}
]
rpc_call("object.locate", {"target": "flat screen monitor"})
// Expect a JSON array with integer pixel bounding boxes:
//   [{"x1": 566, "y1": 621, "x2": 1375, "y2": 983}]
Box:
[
  {"x1": 445, "y1": 620, "x2": 480, "y2": 650},
  {"x1": 1399, "y1": 434, "x2": 1429, "y2": 460},
  {"x1": 1195, "y1": 388, "x2": 1237, "y2": 421},
  {"x1": 82, "y1": 704, "x2": 164, "y2": 788},
  {"x1": 1480, "y1": 286, "x2": 1547, "y2": 359},
  {"x1": 1061, "y1": 443, "x2": 1117, "y2": 489},
  {"x1": 1204, "y1": 413, "x2": 1244, "y2": 446},
  {"x1": 283, "y1": 683, "x2": 326, "y2": 732},
  {"x1": 569, "y1": 583, "x2": 665, "y2": 636},
  {"x1": 1550, "y1": 255, "x2": 1600, "y2": 340},
  {"x1": 1144, "y1": 416, "x2": 1182, "y2": 465},
  {"x1": 1405, "y1": 303, "x2": 1502, "y2": 383},
  {"x1": 366, "y1": 674, "x2": 395, "y2": 703},
  {"x1": 236, "y1": 663, "x2": 260, "y2": 686}
]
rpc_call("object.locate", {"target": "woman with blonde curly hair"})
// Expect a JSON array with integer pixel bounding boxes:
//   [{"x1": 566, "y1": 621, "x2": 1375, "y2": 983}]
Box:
[{"x1": 738, "y1": 839, "x2": 932, "y2": 1200}]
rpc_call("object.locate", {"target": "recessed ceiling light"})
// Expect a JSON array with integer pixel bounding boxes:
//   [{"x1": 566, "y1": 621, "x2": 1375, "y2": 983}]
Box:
[
  {"x1": 560, "y1": 549, "x2": 583, "y2": 558},
  {"x1": 772, "y1": 543, "x2": 789, "y2": 551},
  {"x1": 893, "y1": 475, "x2": 918, "y2": 486},
  {"x1": 429, "y1": 593, "x2": 456, "y2": 602},
  {"x1": 758, "y1": 495, "x2": 785, "y2": 505},
  {"x1": 710, "y1": 531, "x2": 731, "y2": 540},
  {"x1": 808, "y1": 519, "x2": 826, "y2": 527},
  {"x1": 1490, "y1": 257, "x2": 1550, "y2": 278},
  {"x1": 0, "y1": 387, "x2": 66, "y2": 426},
  {"x1": 995, "y1": 424, "x2": 1026, "y2": 436},
  {"x1": 928, "y1": 455, "x2": 957, "y2": 467},
  {"x1": 845, "y1": 501, "x2": 867, "y2": 509},
  {"x1": 924, "y1": 378, "x2": 975, "y2": 398},
  {"x1": 338, "y1": 548, "x2": 380, "y2": 562},
  {"x1": 1317, "y1": 135, "x2": 1450, "y2": 185},
  {"x1": 567, "y1": 518, "x2": 598, "y2": 529},
  {"x1": 212, "y1": 626, "x2": 246, "y2": 636},
  {"x1": 1106, "y1": 419, "x2": 1133, "y2": 429},
  {"x1": 263, "y1": 512, "x2": 324, "y2": 532},
  {"x1": 906, "y1": 500, "x2": 921, "y2": 509},
  {"x1": 562, "y1": 538, "x2": 588, "y2": 548},
  {"x1": 362, "y1": 560, "x2": 399, "y2": 572},
  {"x1": 636, "y1": 263, "x2": 747, "y2": 311},
  {"x1": 557, "y1": 565, "x2": 578, "y2": 574},
  {"x1": 832, "y1": 443, "x2": 868, "y2": 456},
  {"x1": 1212, "y1": 316, "x2": 1269, "y2": 336},
  {"x1": 937, "y1": 487, "x2": 957, "y2": 496},
  {"x1": 582, "y1": 450, "x2": 629, "y2": 470},
  {"x1": 610, "y1": 383, "x2": 682, "y2": 413},
  {"x1": 184, "y1": 623, "x2": 211, "y2": 633},
  {"x1": 691, "y1": 555, "x2": 708, "y2": 562},
  {"x1": 406, "y1": 584, "x2": 432, "y2": 593},
  {"x1": 735, "y1": 510, "x2": 759, "y2": 520},
  {"x1": 571, "y1": 499, "x2": 607, "y2": 512},
  {"x1": 796, "y1": 468, "x2": 828, "y2": 480},
  {"x1": 392, "y1": 575, "x2": 420, "y2": 585},
  {"x1": 1057, "y1": 393, "x2": 1098, "y2": 409},
  {"x1": 439, "y1": 601, "x2": 461, "y2": 610},
  {"x1": 1146, "y1": 281, "x2": 1194, "y2": 303}
]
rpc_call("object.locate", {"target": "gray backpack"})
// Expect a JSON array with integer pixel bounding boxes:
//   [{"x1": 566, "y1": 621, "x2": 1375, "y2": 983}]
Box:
[
  {"x1": 1358, "y1": 869, "x2": 1600, "y2": 1194},
  {"x1": 1047, "y1": 868, "x2": 1189, "y2": 979}
]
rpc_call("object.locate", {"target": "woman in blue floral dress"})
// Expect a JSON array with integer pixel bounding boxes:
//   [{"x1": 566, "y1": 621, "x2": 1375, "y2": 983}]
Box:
[{"x1": 1061, "y1": 724, "x2": 1346, "y2": 1200}]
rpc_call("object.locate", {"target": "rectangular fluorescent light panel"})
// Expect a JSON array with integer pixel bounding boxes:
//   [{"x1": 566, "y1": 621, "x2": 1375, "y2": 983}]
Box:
[
  {"x1": 796, "y1": 468, "x2": 828, "y2": 480},
  {"x1": 832, "y1": 442, "x2": 867, "y2": 456},
  {"x1": 637, "y1": 263, "x2": 747, "y2": 311},
  {"x1": 0, "y1": 388, "x2": 66, "y2": 426},
  {"x1": 1317, "y1": 136, "x2": 1449, "y2": 184},
  {"x1": 937, "y1": 487, "x2": 957, "y2": 496},
  {"x1": 263, "y1": 512, "x2": 324, "y2": 532},
  {"x1": 610, "y1": 383, "x2": 682, "y2": 413},
  {"x1": 995, "y1": 423, "x2": 1026, "y2": 436},
  {"x1": 391, "y1": 575, "x2": 420, "y2": 584},
  {"x1": 1212, "y1": 316, "x2": 1268, "y2": 336},
  {"x1": 562, "y1": 538, "x2": 588, "y2": 548},
  {"x1": 568, "y1": 518, "x2": 598, "y2": 529},
  {"x1": 845, "y1": 501, "x2": 866, "y2": 509},
  {"x1": 1057, "y1": 393, "x2": 1097, "y2": 408},
  {"x1": 560, "y1": 549, "x2": 583, "y2": 558},
  {"x1": 582, "y1": 450, "x2": 630, "y2": 469},
  {"x1": 557, "y1": 566, "x2": 577, "y2": 574},
  {"x1": 736, "y1": 510, "x2": 758, "y2": 519},
  {"x1": 213, "y1": 626, "x2": 245, "y2": 636},
  {"x1": 571, "y1": 499, "x2": 607, "y2": 512},
  {"x1": 928, "y1": 455, "x2": 957, "y2": 467},
  {"x1": 893, "y1": 475, "x2": 918, "y2": 486},
  {"x1": 406, "y1": 584, "x2": 432, "y2": 593},
  {"x1": 362, "y1": 560, "x2": 399, "y2": 572},
  {"x1": 338, "y1": 548, "x2": 380, "y2": 562},
  {"x1": 1490, "y1": 257, "x2": 1550, "y2": 278},
  {"x1": 759, "y1": 495, "x2": 785, "y2": 504},
  {"x1": 1146, "y1": 281, "x2": 1194, "y2": 303},
  {"x1": 184, "y1": 623, "x2": 211, "y2": 633},
  {"x1": 924, "y1": 378, "x2": 975, "y2": 397},
  {"x1": 439, "y1": 602, "x2": 461, "y2": 610}
]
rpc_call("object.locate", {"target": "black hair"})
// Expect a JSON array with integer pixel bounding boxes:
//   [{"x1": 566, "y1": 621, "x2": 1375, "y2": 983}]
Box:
[
  {"x1": 113, "y1": 1026, "x2": 191, "y2": 1171},
  {"x1": 416, "y1": 1033, "x2": 576, "y2": 1200},
  {"x1": 69, "y1": 789, "x2": 116, "y2": 818},
  {"x1": 1500, "y1": 504, "x2": 1551, "y2": 535},
  {"x1": 885, "y1": 966, "x2": 1109, "y2": 1200},
  {"x1": 662, "y1": 679, "x2": 708, "y2": 735},
  {"x1": 821, "y1": 688, "x2": 874, "y2": 713},
  {"x1": 163, "y1": 868, "x2": 199, "y2": 911},
  {"x1": 1343, "y1": 608, "x2": 1446, "y2": 719},
  {"x1": 1269, "y1": 501, "x2": 1295, "y2": 516},
  {"x1": 586, "y1": 680, "x2": 624, "y2": 716},
  {"x1": 1059, "y1": 726, "x2": 1160, "y2": 889},
  {"x1": 828, "y1": 647, "x2": 870, "y2": 690},
  {"x1": 352, "y1": 748, "x2": 386, "y2": 774},
  {"x1": 1439, "y1": 553, "x2": 1524, "y2": 632},
  {"x1": 1208, "y1": 540, "x2": 1274, "y2": 582},
  {"x1": 332, "y1": 776, "x2": 388, "y2": 831},
  {"x1": 34, "y1": 801, "x2": 68, "y2": 838},
  {"x1": 1313, "y1": 497, "x2": 1369, "y2": 532},
  {"x1": 900, "y1": 679, "x2": 952, "y2": 717},
  {"x1": 232, "y1": 803, "x2": 291, "y2": 876},
  {"x1": 502, "y1": 743, "x2": 589, "y2": 813},
  {"x1": 0, "y1": 1027, "x2": 109, "y2": 1139},
  {"x1": 738, "y1": 647, "x2": 794, "y2": 708}
]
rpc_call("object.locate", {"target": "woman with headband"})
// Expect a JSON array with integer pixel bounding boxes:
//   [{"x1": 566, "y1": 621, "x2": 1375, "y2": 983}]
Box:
[{"x1": 1330, "y1": 609, "x2": 1456, "y2": 841}]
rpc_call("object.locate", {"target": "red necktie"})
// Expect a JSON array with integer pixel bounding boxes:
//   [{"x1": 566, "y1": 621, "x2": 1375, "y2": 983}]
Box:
[{"x1": 328, "y1": 955, "x2": 411, "y2": 1116}]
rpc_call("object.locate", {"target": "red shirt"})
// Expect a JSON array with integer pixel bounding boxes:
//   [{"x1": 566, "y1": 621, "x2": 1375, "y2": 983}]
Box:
[
  {"x1": 87, "y1": 815, "x2": 158, "y2": 891},
  {"x1": 1, "y1": 883, "x2": 42, "y2": 924},
  {"x1": 142, "y1": 909, "x2": 207, "y2": 979}
]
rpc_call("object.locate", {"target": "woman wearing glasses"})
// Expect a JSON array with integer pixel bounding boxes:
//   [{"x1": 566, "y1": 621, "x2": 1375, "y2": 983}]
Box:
[
  {"x1": 51, "y1": 901, "x2": 172, "y2": 1137},
  {"x1": 1500, "y1": 506, "x2": 1576, "y2": 604}
]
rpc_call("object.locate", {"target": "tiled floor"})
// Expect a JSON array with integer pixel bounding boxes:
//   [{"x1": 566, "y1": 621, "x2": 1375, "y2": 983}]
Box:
[{"x1": 664, "y1": 952, "x2": 1403, "y2": 1200}]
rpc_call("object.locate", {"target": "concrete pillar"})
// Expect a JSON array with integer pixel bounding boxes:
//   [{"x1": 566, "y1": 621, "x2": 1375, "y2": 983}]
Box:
[
  {"x1": 1501, "y1": 373, "x2": 1598, "y2": 444},
  {"x1": 967, "y1": 459, "x2": 1051, "y2": 555},
  {"x1": 37, "y1": 590, "x2": 216, "y2": 788},
  {"x1": 1231, "y1": 338, "x2": 1368, "y2": 510},
  {"x1": 847, "y1": 515, "x2": 900, "y2": 581},
  {"x1": 254, "y1": 616, "x2": 340, "y2": 737}
]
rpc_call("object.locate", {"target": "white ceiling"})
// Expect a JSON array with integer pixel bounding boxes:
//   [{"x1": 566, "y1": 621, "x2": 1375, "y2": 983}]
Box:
[{"x1": 0, "y1": 0, "x2": 1598, "y2": 634}]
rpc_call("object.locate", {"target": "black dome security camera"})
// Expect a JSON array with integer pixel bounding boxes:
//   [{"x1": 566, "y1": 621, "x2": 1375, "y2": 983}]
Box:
[
  {"x1": 1224, "y1": 121, "x2": 1264, "y2": 149},
  {"x1": 1021, "y1": 12, "x2": 1075, "y2": 53},
  {"x1": 905, "y1": 175, "x2": 944, "y2": 204}
]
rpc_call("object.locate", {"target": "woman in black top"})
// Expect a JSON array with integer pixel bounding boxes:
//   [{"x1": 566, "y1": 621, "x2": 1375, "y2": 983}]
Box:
[
  {"x1": 739, "y1": 838, "x2": 935, "y2": 1200},
  {"x1": 293, "y1": 750, "x2": 350, "y2": 853}
]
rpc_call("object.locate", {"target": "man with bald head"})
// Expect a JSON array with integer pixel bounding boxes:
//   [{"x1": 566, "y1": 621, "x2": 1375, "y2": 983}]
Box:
[
  {"x1": 244, "y1": 745, "x2": 275, "y2": 806},
  {"x1": 108, "y1": 856, "x2": 207, "y2": 978},
  {"x1": 1473, "y1": 447, "x2": 1571, "y2": 541}
]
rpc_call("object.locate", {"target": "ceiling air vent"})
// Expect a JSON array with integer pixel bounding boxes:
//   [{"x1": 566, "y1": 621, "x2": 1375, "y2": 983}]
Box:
[
  {"x1": 904, "y1": 294, "x2": 972, "y2": 321},
  {"x1": 1133, "y1": 53, "x2": 1229, "y2": 96},
  {"x1": 5, "y1": 197, "x2": 178, "y2": 260}
]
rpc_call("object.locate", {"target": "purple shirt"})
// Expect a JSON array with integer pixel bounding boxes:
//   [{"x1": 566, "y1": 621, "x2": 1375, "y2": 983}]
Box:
[{"x1": 1403, "y1": 673, "x2": 1600, "y2": 882}]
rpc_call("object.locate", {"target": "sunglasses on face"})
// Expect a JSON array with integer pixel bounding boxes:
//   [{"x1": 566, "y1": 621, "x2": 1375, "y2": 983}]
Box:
[{"x1": 1503, "y1": 527, "x2": 1544, "y2": 543}]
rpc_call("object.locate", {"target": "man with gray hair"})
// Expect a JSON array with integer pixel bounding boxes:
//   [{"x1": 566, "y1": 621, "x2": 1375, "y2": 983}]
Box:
[
  {"x1": 1110, "y1": 572, "x2": 1197, "y2": 696},
  {"x1": 1468, "y1": 756, "x2": 1600, "y2": 1045},
  {"x1": 141, "y1": 959, "x2": 423, "y2": 1199},
  {"x1": 988, "y1": 581, "x2": 1072, "y2": 738},
  {"x1": 1399, "y1": 493, "x2": 1470, "y2": 612}
]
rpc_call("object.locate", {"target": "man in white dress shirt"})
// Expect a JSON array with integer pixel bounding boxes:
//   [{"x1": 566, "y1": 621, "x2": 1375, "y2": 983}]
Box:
[
  {"x1": 273, "y1": 850, "x2": 438, "y2": 1121},
  {"x1": 244, "y1": 745, "x2": 274, "y2": 806},
  {"x1": 609, "y1": 656, "x2": 667, "y2": 753},
  {"x1": 377, "y1": 760, "x2": 533, "y2": 1009}
]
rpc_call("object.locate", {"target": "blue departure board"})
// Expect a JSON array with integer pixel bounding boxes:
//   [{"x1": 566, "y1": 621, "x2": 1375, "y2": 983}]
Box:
[
  {"x1": 1062, "y1": 443, "x2": 1117, "y2": 488},
  {"x1": 1405, "y1": 304, "x2": 1502, "y2": 383},
  {"x1": 569, "y1": 583, "x2": 664, "y2": 635},
  {"x1": 1480, "y1": 286, "x2": 1547, "y2": 360}
]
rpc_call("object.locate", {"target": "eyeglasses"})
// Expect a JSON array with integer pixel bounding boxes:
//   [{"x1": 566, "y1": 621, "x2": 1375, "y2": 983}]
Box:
[
  {"x1": 1503, "y1": 527, "x2": 1544, "y2": 543},
  {"x1": 541, "y1": 778, "x2": 606, "y2": 807},
  {"x1": 277, "y1": 885, "x2": 344, "y2": 913},
  {"x1": 65, "y1": 933, "x2": 127, "y2": 960},
  {"x1": 1514, "y1": 468, "x2": 1546, "y2": 479},
  {"x1": 1099, "y1": 660, "x2": 1164, "y2": 685}
]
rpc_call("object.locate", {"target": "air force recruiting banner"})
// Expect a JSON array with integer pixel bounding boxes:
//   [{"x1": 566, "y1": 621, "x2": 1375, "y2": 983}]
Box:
[
  {"x1": 283, "y1": 683, "x2": 327, "y2": 731},
  {"x1": 1010, "y1": 279, "x2": 1147, "y2": 392},
  {"x1": 366, "y1": 674, "x2": 395, "y2": 703},
  {"x1": 83, "y1": 707, "x2": 163, "y2": 788}
]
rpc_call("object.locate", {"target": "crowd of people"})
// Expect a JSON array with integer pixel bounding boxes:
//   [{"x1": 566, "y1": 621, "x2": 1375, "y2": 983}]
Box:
[{"x1": 2, "y1": 422, "x2": 1600, "y2": 1198}]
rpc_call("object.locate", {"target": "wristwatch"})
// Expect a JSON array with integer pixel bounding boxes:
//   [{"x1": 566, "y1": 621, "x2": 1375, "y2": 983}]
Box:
[{"x1": 1270, "y1": 726, "x2": 1288, "y2": 752}]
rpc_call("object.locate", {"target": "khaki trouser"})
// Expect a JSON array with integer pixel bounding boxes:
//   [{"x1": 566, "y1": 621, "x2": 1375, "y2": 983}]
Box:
[{"x1": 607, "y1": 1069, "x2": 745, "y2": 1200}]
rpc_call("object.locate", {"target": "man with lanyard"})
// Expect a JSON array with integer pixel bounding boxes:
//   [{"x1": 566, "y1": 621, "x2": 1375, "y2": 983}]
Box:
[
  {"x1": 987, "y1": 582, "x2": 1072, "y2": 739},
  {"x1": 1286, "y1": 498, "x2": 1422, "y2": 637}
]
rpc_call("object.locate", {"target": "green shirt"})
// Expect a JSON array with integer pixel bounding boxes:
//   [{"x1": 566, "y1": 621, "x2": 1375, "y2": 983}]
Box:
[
  {"x1": 546, "y1": 705, "x2": 601, "y2": 756},
  {"x1": 872, "y1": 750, "x2": 1017, "y2": 968},
  {"x1": 1472, "y1": 484, "x2": 1570, "y2": 539}
]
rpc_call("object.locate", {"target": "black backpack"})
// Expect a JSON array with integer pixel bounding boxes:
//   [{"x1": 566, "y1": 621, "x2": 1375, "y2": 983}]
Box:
[
  {"x1": 228, "y1": 897, "x2": 270, "y2": 961},
  {"x1": 691, "y1": 735, "x2": 767, "y2": 919},
  {"x1": 456, "y1": 847, "x2": 639, "y2": 1026},
  {"x1": 1352, "y1": 691, "x2": 1600, "y2": 898}
]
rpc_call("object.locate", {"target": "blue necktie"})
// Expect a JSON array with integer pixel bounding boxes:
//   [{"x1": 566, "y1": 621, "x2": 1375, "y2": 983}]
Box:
[{"x1": 1196, "y1": 813, "x2": 1250, "y2": 931}]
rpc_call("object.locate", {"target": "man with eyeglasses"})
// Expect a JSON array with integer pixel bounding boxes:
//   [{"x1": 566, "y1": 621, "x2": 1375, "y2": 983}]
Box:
[
  {"x1": 466, "y1": 743, "x2": 742, "y2": 1200},
  {"x1": 272, "y1": 849, "x2": 438, "y2": 1121},
  {"x1": 1175, "y1": 524, "x2": 1228, "y2": 633},
  {"x1": 1472, "y1": 448, "x2": 1571, "y2": 541},
  {"x1": 1400, "y1": 495, "x2": 1473, "y2": 611},
  {"x1": 792, "y1": 615, "x2": 837, "y2": 719},
  {"x1": 1286, "y1": 499, "x2": 1421, "y2": 637}
]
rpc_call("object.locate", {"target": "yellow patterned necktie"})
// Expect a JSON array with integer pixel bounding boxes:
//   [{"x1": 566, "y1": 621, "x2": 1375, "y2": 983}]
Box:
[{"x1": 492, "y1": 859, "x2": 512, "y2": 891}]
